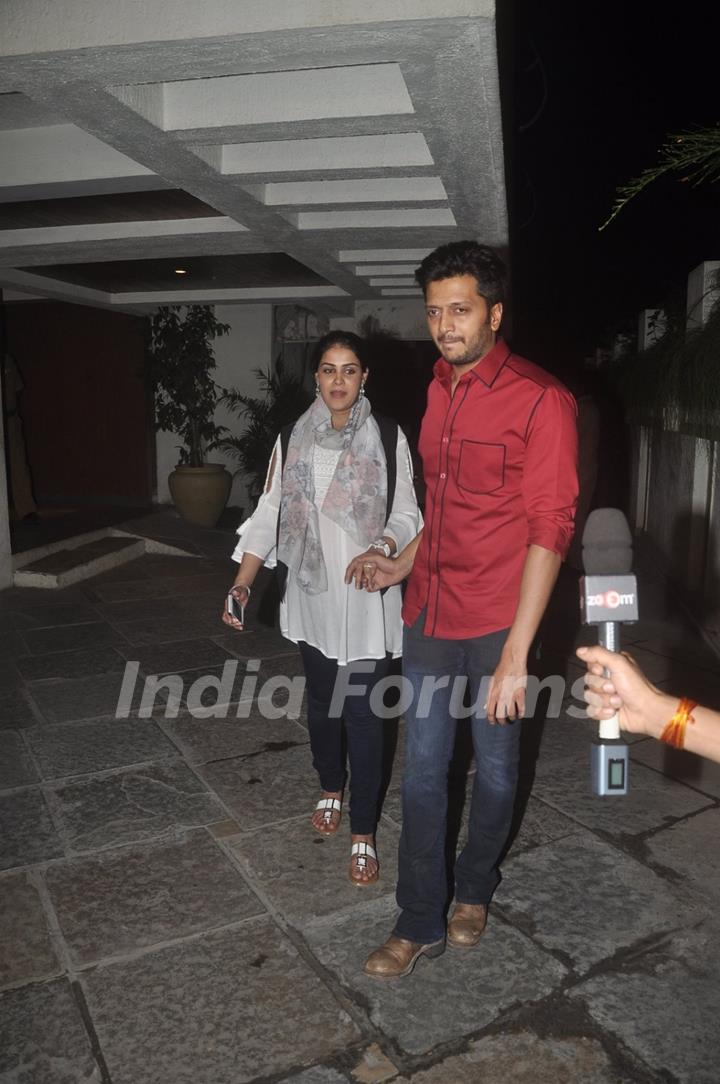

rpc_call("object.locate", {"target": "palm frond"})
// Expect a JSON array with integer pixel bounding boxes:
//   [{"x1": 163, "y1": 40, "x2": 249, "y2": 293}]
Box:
[{"x1": 601, "y1": 125, "x2": 720, "y2": 231}]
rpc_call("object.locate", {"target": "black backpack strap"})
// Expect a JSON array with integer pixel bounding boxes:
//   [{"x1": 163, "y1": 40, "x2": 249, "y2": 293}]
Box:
[
  {"x1": 372, "y1": 412, "x2": 398, "y2": 522},
  {"x1": 279, "y1": 422, "x2": 294, "y2": 473},
  {"x1": 272, "y1": 423, "x2": 296, "y2": 607}
]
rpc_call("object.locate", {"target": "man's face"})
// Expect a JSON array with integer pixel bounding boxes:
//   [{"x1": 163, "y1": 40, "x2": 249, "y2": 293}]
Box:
[{"x1": 425, "y1": 274, "x2": 502, "y2": 369}]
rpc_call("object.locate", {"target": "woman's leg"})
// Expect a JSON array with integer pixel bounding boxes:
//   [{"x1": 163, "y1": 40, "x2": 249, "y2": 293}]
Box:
[
  {"x1": 340, "y1": 650, "x2": 390, "y2": 880},
  {"x1": 298, "y1": 641, "x2": 344, "y2": 830},
  {"x1": 342, "y1": 655, "x2": 392, "y2": 836}
]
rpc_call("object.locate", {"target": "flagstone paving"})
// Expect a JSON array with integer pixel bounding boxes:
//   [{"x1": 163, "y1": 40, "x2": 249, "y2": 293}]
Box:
[{"x1": 1, "y1": 510, "x2": 719, "y2": 1083}]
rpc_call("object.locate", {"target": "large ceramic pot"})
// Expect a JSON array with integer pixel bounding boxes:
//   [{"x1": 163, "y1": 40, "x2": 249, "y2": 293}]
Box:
[{"x1": 168, "y1": 463, "x2": 232, "y2": 527}]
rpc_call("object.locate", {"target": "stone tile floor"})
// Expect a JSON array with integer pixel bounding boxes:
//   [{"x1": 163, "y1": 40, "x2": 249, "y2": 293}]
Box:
[{"x1": 1, "y1": 510, "x2": 720, "y2": 1083}]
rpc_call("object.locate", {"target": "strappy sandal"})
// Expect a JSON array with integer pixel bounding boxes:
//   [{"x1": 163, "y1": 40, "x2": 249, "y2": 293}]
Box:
[
  {"x1": 313, "y1": 796, "x2": 342, "y2": 835},
  {"x1": 349, "y1": 840, "x2": 379, "y2": 887}
]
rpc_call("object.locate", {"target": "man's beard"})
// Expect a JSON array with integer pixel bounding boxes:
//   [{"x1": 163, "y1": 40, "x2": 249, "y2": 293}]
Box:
[
  {"x1": 443, "y1": 344, "x2": 483, "y2": 366},
  {"x1": 439, "y1": 329, "x2": 494, "y2": 366}
]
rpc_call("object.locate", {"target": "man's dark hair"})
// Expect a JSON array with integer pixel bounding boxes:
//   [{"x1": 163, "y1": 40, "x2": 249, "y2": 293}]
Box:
[
  {"x1": 415, "y1": 241, "x2": 507, "y2": 307},
  {"x1": 311, "y1": 330, "x2": 369, "y2": 371}
]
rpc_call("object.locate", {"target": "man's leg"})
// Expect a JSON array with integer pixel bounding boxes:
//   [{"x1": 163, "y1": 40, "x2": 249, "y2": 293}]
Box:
[
  {"x1": 454, "y1": 627, "x2": 521, "y2": 907},
  {"x1": 393, "y1": 616, "x2": 461, "y2": 944}
]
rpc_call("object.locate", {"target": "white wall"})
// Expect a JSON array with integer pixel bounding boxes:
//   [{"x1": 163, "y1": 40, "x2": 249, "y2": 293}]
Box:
[
  {"x1": 154, "y1": 303, "x2": 273, "y2": 512},
  {"x1": 687, "y1": 260, "x2": 720, "y2": 331},
  {"x1": 331, "y1": 299, "x2": 430, "y2": 340}
]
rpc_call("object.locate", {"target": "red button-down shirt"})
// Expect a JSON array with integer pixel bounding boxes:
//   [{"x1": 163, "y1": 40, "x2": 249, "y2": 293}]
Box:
[{"x1": 404, "y1": 339, "x2": 578, "y2": 639}]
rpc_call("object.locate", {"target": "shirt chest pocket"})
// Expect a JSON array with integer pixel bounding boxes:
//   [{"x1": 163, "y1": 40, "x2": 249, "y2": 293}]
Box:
[{"x1": 457, "y1": 440, "x2": 506, "y2": 495}]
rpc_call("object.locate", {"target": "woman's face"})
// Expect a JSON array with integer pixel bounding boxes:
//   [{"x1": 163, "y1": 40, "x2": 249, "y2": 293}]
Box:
[{"x1": 315, "y1": 345, "x2": 367, "y2": 422}]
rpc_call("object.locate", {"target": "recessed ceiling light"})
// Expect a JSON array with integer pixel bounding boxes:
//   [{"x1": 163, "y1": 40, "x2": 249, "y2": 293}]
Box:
[{"x1": 174, "y1": 268, "x2": 187, "y2": 275}]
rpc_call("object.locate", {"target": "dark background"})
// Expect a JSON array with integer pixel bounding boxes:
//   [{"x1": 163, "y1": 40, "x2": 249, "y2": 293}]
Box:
[
  {"x1": 507, "y1": 0, "x2": 719, "y2": 374},
  {"x1": 5, "y1": 303, "x2": 153, "y2": 506}
]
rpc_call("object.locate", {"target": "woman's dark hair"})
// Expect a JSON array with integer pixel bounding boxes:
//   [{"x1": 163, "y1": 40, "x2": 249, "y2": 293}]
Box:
[
  {"x1": 311, "y1": 330, "x2": 369, "y2": 371},
  {"x1": 415, "y1": 241, "x2": 507, "y2": 308}
]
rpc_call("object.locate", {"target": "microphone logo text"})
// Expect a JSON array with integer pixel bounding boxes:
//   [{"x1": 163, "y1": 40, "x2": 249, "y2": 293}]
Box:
[{"x1": 586, "y1": 590, "x2": 636, "y2": 608}]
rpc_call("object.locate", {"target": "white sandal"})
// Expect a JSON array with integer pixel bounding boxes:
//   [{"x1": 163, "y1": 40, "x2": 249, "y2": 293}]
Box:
[
  {"x1": 349, "y1": 840, "x2": 379, "y2": 887},
  {"x1": 313, "y1": 796, "x2": 342, "y2": 835}
]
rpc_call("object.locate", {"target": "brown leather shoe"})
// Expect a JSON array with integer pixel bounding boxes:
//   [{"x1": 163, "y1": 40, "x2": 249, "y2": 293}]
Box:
[
  {"x1": 447, "y1": 903, "x2": 488, "y2": 948},
  {"x1": 363, "y1": 935, "x2": 445, "y2": 978}
]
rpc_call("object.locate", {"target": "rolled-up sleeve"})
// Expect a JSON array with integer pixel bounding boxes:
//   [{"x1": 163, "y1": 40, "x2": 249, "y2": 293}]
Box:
[
  {"x1": 522, "y1": 385, "x2": 578, "y2": 558},
  {"x1": 231, "y1": 436, "x2": 282, "y2": 566},
  {"x1": 383, "y1": 429, "x2": 423, "y2": 553}
]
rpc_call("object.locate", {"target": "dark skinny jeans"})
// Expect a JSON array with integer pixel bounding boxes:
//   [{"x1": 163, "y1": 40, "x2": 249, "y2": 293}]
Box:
[{"x1": 298, "y1": 640, "x2": 391, "y2": 835}]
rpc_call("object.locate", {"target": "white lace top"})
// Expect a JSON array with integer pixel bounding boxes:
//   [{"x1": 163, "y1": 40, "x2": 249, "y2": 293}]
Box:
[
  {"x1": 232, "y1": 427, "x2": 422, "y2": 665},
  {"x1": 312, "y1": 443, "x2": 342, "y2": 504}
]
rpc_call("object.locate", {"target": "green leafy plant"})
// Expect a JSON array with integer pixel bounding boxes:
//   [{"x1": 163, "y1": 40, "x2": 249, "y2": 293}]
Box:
[
  {"x1": 147, "y1": 305, "x2": 230, "y2": 466},
  {"x1": 218, "y1": 357, "x2": 312, "y2": 501},
  {"x1": 611, "y1": 272, "x2": 720, "y2": 438},
  {"x1": 601, "y1": 124, "x2": 720, "y2": 230}
]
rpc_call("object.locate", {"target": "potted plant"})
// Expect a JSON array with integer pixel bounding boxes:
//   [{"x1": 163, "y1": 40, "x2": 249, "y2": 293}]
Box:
[
  {"x1": 147, "y1": 304, "x2": 232, "y2": 526},
  {"x1": 218, "y1": 356, "x2": 312, "y2": 504}
]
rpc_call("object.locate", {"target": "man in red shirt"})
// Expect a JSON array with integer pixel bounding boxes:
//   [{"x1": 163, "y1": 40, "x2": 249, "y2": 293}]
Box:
[{"x1": 358, "y1": 241, "x2": 578, "y2": 978}]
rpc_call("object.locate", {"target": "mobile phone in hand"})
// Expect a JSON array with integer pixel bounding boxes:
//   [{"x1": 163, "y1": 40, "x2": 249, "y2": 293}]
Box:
[{"x1": 226, "y1": 592, "x2": 245, "y2": 625}]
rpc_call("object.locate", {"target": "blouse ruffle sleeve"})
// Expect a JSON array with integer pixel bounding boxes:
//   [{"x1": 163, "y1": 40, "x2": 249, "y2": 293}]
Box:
[
  {"x1": 383, "y1": 428, "x2": 423, "y2": 553},
  {"x1": 231, "y1": 436, "x2": 282, "y2": 567}
]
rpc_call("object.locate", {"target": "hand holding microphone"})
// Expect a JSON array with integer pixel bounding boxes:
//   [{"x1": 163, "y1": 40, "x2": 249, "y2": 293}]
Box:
[
  {"x1": 580, "y1": 508, "x2": 638, "y2": 795},
  {"x1": 578, "y1": 643, "x2": 720, "y2": 766},
  {"x1": 577, "y1": 644, "x2": 663, "y2": 734}
]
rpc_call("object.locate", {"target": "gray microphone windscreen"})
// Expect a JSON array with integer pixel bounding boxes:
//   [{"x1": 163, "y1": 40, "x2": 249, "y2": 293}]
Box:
[
  {"x1": 582, "y1": 543, "x2": 633, "y2": 574},
  {"x1": 582, "y1": 508, "x2": 633, "y2": 574}
]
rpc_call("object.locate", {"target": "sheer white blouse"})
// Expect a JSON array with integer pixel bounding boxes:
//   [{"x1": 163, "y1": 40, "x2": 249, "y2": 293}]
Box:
[{"x1": 232, "y1": 426, "x2": 422, "y2": 665}]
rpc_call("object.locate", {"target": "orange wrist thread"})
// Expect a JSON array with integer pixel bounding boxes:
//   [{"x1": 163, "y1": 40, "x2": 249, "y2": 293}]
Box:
[{"x1": 659, "y1": 697, "x2": 698, "y2": 749}]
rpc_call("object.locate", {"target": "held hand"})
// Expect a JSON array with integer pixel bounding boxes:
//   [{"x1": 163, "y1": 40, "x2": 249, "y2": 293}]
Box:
[
  {"x1": 485, "y1": 649, "x2": 527, "y2": 724},
  {"x1": 576, "y1": 645, "x2": 664, "y2": 736},
  {"x1": 344, "y1": 551, "x2": 400, "y2": 592},
  {"x1": 221, "y1": 584, "x2": 250, "y2": 631}
]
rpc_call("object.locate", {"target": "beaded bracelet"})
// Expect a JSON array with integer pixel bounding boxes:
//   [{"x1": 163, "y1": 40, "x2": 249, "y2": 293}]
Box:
[{"x1": 659, "y1": 697, "x2": 698, "y2": 749}]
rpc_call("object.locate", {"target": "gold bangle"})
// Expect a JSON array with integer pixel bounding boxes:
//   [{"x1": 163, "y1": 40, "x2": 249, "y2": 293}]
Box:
[{"x1": 659, "y1": 697, "x2": 698, "y2": 749}]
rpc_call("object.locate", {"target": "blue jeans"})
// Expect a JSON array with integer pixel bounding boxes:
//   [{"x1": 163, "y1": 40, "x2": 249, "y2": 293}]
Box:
[
  {"x1": 298, "y1": 641, "x2": 391, "y2": 835},
  {"x1": 394, "y1": 613, "x2": 521, "y2": 944}
]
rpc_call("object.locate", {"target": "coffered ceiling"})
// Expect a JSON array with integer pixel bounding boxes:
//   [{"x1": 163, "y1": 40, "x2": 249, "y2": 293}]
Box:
[{"x1": 0, "y1": 0, "x2": 507, "y2": 314}]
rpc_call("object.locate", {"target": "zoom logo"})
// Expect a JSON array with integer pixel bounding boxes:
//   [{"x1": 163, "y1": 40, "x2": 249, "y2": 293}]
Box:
[{"x1": 587, "y1": 591, "x2": 636, "y2": 608}]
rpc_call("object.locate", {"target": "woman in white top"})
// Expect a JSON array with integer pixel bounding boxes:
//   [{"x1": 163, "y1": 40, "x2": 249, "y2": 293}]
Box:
[{"x1": 222, "y1": 331, "x2": 422, "y2": 886}]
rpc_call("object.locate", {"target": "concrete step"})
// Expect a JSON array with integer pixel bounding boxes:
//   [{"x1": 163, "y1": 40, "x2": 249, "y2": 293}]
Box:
[
  {"x1": 12, "y1": 527, "x2": 199, "y2": 588},
  {"x1": 14, "y1": 536, "x2": 145, "y2": 589}
]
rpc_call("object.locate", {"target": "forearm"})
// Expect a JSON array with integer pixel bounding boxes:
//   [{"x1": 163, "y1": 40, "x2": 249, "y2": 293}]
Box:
[
  {"x1": 232, "y1": 552, "x2": 265, "y2": 590},
  {"x1": 395, "y1": 529, "x2": 423, "y2": 578},
  {"x1": 345, "y1": 528, "x2": 423, "y2": 590},
  {"x1": 504, "y1": 544, "x2": 562, "y2": 659},
  {"x1": 643, "y1": 692, "x2": 720, "y2": 764}
]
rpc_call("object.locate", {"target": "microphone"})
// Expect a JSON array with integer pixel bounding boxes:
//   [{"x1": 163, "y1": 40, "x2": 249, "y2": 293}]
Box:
[{"x1": 580, "y1": 508, "x2": 639, "y2": 795}]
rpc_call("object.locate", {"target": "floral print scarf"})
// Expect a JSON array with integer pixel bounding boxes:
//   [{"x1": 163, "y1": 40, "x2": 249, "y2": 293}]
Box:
[{"x1": 277, "y1": 395, "x2": 387, "y2": 594}]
